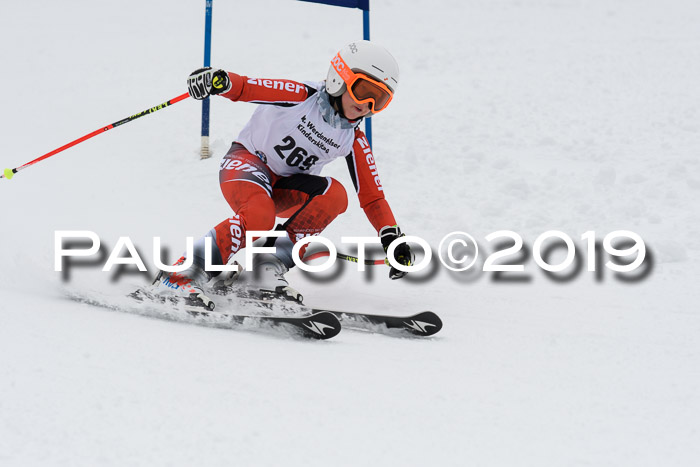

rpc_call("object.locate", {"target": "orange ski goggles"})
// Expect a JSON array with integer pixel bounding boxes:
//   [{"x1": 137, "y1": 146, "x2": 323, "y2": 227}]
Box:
[{"x1": 331, "y1": 52, "x2": 394, "y2": 113}]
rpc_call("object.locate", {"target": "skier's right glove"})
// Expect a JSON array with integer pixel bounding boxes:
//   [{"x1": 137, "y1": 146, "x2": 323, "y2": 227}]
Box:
[
  {"x1": 187, "y1": 67, "x2": 231, "y2": 100},
  {"x1": 380, "y1": 225, "x2": 414, "y2": 280}
]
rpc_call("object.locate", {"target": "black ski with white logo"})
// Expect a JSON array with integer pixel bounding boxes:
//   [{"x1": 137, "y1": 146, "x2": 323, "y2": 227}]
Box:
[
  {"x1": 321, "y1": 309, "x2": 443, "y2": 337},
  {"x1": 128, "y1": 287, "x2": 340, "y2": 339},
  {"x1": 187, "y1": 308, "x2": 342, "y2": 340},
  {"x1": 66, "y1": 290, "x2": 341, "y2": 340},
  {"x1": 218, "y1": 294, "x2": 443, "y2": 337}
]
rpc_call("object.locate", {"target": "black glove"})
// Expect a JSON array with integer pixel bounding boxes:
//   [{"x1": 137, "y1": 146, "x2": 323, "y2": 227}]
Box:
[
  {"x1": 187, "y1": 67, "x2": 231, "y2": 100},
  {"x1": 380, "y1": 225, "x2": 414, "y2": 280}
]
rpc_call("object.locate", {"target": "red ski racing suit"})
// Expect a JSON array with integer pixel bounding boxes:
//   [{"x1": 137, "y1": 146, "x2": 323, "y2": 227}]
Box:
[{"x1": 209, "y1": 72, "x2": 398, "y2": 264}]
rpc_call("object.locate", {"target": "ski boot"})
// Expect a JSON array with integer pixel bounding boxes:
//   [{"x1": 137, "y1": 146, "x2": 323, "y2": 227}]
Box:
[
  {"x1": 131, "y1": 260, "x2": 216, "y2": 313},
  {"x1": 239, "y1": 253, "x2": 303, "y2": 304}
]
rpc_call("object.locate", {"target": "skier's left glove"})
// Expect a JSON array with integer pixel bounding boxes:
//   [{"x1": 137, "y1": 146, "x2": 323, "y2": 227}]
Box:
[
  {"x1": 187, "y1": 67, "x2": 231, "y2": 100},
  {"x1": 380, "y1": 225, "x2": 414, "y2": 280}
]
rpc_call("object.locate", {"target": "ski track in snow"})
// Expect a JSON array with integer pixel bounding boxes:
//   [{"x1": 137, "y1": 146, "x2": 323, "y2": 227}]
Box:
[{"x1": 1, "y1": 1, "x2": 699, "y2": 466}]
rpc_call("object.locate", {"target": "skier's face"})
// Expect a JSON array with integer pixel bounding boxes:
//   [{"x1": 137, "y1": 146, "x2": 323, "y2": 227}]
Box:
[{"x1": 341, "y1": 91, "x2": 371, "y2": 120}]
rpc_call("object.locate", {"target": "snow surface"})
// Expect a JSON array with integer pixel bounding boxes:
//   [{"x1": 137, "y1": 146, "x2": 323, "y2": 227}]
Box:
[{"x1": 1, "y1": 0, "x2": 700, "y2": 465}]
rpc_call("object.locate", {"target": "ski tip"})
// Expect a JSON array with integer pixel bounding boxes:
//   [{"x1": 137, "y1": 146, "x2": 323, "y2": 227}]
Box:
[
  {"x1": 298, "y1": 311, "x2": 342, "y2": 340},
  {"x1": 403, "y1": 311, "x2": 443, "y2": 336}
]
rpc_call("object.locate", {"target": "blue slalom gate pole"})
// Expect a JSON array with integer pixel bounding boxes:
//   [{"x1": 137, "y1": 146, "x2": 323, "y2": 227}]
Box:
[
  {"x1": 201, "y1": 0, "x2": 213, "y2": 159},
  {"x1": 362, "y1": 6, "x2": 372, "y2": 149}
]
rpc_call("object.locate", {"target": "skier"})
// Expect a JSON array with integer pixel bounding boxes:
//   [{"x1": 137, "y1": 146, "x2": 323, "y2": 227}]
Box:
[{"x1": 147, "y1": 40, "x2": 414, "y2": 311}]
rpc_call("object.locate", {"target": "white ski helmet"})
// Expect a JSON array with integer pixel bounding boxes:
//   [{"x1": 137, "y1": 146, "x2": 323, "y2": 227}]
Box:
[{"x1": 326, "y1": 40, "x2": 399, "y2": 112}]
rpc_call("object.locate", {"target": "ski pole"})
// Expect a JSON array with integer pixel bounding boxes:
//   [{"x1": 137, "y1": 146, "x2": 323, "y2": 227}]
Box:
[
  {"x1": 1, "y1": 92, "x2": 190, "y2": 180},
  {"x1": 303, "y1": 251, "x2": 387, "y2": 266}
]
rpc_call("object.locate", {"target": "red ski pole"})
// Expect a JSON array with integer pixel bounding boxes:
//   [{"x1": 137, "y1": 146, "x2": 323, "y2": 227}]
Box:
[{"x1": 1, "y1": 92, "x2": 190, "y2": 180}]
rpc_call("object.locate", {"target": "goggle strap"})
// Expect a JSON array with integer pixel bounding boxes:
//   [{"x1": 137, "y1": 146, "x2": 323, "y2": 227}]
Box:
[{"x1": 331, "y1": 53, "x2": 356, "y2": 83}]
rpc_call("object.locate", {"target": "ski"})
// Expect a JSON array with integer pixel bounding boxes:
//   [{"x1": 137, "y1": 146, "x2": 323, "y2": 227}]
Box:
[
  {"x1": 217, "y1": 293, "x2": 443, "y2": 337},
  {"x1": 129, "y1": 288, "x2": 342, "y2": 340},
  {"x1": 322, "y1": 309, "x2": 442, "y2": 337},
  {"x1": 67, "y1": 287, "x2": 438, "y2": 339},
  {"x1": 66, "y1": 290, "x2": 341, "y2": 340},
  {"x1": 186, "y1": 308, "x2": 342, "y2": 340}
]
